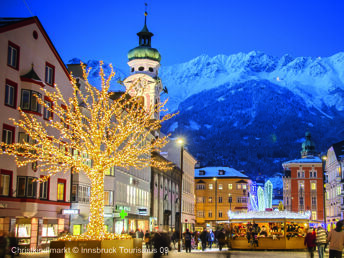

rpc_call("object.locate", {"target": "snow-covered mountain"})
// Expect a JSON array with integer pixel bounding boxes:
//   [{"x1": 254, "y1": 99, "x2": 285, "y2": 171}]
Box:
[
  {"x1": 68, "y1": 51, "x2": 344, "y2": 180},
  {"x1": 159, "y1": 51, "x2": 344, "y2": 114}
]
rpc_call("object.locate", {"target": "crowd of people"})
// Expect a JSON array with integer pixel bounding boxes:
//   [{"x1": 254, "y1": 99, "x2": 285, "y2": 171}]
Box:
[
  {"x1": 304, "y1": 221, "x2": 344, "y2": 258},
  {"x1": 141, "y1": 227, "x2": 231, "y2": 256},
  {"x1": 2, "y1": 223, "x2": 344, "y2": 257}
]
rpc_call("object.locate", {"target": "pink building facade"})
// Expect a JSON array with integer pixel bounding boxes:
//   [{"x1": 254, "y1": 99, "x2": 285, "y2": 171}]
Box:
[{"x1": 0, "y1": 17, "x2": 73, "y2": 249}]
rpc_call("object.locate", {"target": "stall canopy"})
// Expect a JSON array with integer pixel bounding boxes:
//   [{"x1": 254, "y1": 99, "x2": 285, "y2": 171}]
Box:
[{"x1": 228, "y1": 210, "x2": 311, "y2": 220}]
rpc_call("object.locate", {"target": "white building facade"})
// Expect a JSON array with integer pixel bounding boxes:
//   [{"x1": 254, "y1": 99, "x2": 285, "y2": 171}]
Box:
[{"x1": 324, "y1": 140, "x2": 344, "y2": 229}]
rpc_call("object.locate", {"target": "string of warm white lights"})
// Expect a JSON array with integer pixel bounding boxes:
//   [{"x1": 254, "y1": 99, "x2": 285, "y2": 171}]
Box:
[{"x1": 0, "y1": 61, "x2": 176, "y2": 240}]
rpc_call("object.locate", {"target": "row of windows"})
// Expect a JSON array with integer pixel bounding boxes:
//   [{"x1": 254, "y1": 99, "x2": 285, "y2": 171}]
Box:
[
  {"x1": 285, "y1": 196, "x2": 317, "y2": 207},
  {"x1": 196, "y1": 196, "x2": 246, "y2": 203},
  {"x1": 297, "y1": 171, "x2": 317, "y2": 178},
  {"x1": 2, "y1": 128, "x2": 117, "y2": 177},
  {"x1": 5, "y1": 82, "x2": 54, "y2": 119},
  {"x1": 0, "y1": 170, "x2": 66, "y2": 201},
  {"x1": 197, "y1": 211, "x2": 224, "y2": 218},
  {"x1": 297, "y1": 182, "x2": 317, "y2": 191},
  {"x1": 196, "y1": 183, "x2": 247, "y2": 190},
  {"x1": 131, "y1": 66, "x2": 154, "y2": 73},
  {"x1": 7, "y1": 41, "x2": 55, "y2": 85}
]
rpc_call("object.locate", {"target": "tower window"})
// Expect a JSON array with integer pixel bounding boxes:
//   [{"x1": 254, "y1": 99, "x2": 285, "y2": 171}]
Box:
[
  {"x1": 131, "y1": 67, "x2": 134, "y2": 72},
  {"x1": 138, "y1": 67, "x2": 144, "y2": 71},
  {"x1": 149, "y1": 67, "x2": 154, "y2": 72}
]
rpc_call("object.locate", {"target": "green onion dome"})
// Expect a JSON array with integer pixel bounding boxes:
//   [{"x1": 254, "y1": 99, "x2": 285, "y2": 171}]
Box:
[
  {"x1": 128, "y1": 46, "x2": 161, "y2": 62},
  {"x1": 301, "y1": 131, "x2": 316, "y2": 157}
]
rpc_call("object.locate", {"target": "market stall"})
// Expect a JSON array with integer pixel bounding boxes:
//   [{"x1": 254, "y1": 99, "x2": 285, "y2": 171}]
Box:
[{"x1": 228, "y1": 210, "x2": 310, "y2": 250}]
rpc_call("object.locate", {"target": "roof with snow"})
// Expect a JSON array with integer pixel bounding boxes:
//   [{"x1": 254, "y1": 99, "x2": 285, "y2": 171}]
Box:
[
  {"x1": 283, "y1": 156, "x2": 322, "y2": 165},
  {"x1": 195, "y1": 166, "x2": 249, "y2": 178},
  {"x1": 228, "y1": 210, "x2": 311, "y2": 220}
]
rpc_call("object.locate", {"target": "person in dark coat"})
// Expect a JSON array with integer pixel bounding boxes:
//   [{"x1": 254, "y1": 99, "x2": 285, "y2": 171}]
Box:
[
  {"x1": 207, "y1": 229, "x2": 215, "y2": 249},
  {"x1": 152, "y1": 231, "x2": 170, "y2": 258},
  {"x1": 184, "y1": 229, "x2": 192, "y2": 253},
  {"x1": 8, "y1": 232, "x2": 18, "y2": 258},
  {"x1": 218, "y1": 229, "x2": 226, "y2": 251},
  {"x1": 171, "y1": 230, "x2": 178, "y2": 249},
  {"x1": 304, "y1": 229, "x2": 316, "y2": 258},
  {"x1": 199, "y1": 228, "x2": 208, "y2": 251},
  {"x1": 214, "y1": 228, "x2": 220, "y2": 247}
]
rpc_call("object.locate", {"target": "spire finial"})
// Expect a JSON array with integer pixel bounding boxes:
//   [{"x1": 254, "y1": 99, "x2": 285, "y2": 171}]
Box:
[{"x1": 144, "y1": 3, "x2": 148, "y2": 26}]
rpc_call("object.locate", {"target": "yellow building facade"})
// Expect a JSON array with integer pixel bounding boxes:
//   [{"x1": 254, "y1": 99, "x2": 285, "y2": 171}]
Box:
[{"x1": 195, "y1": 167, "x2": 251, "y2": 229}]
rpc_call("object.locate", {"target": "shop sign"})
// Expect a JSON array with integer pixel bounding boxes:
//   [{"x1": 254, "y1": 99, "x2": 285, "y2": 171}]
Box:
[
  {"x1": 114, "y1": 213, "x2": 120, "y2": 218},
  {"x1": 116, "y1": 205, "x2": 130, "y2": 212},
  {"x1": 138, "y1": 208, "x2": 147, "y2": 215},
  {"x1": 120, "y1": 210, "x2": 128, "y2": 219},
  {"x1": 104, "y1": 213, "x2": 114, "y2": 218},
  {"x1": 62, "y1": 209, "x2": 80, "y2": 215},
  {"x1": 0, "y1": 203, "x2": 7, "y2": 208}
]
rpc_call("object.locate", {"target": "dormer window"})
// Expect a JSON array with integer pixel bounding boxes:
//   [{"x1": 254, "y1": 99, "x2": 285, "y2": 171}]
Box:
[
  {"x1": 219, "y1": 170, "x2": 225, "y2": 175},
  {"x1": 199, "y1": 170, "x2": 205, "y2": 175}
]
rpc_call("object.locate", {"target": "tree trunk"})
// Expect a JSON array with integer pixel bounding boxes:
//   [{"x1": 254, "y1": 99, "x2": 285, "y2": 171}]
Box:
[{"x1": 87, "y1": 171, "x2": 105, "y2": 237}]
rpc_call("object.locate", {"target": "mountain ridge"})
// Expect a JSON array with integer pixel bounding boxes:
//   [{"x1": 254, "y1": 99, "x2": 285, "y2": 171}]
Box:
[{"x1": 67, "y1": 51, "x2": 344, "y2": 179}]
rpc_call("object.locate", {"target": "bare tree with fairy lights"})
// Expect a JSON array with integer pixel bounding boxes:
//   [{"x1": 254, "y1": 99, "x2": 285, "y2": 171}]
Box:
[{"x1": 0, "y1": 62, "x2": 176, "y2": 240}]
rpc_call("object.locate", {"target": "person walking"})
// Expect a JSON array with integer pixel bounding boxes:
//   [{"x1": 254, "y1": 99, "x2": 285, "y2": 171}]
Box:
[
  {"x1": 207, "y1": 229, "x2": 215, "y2": 249},
  {"x1": 327, "y1": 220, "x2": 344, "y2": 258},
  {"x1": 316, "y1": 226, "x2": 327, "y2": 258},
  {"x1": 171, "y1": 230, "x2": 178, "y2": 249},
  {"x1": 304, "y1": 228, "x2": 316, "y2": 258},
  {"x1": 218, "y1": 229, "x2": 226, "y2": 251},
  {"x1": 184, "y1": 228, "x2": 192, "y2": 253},
  {"x1": 200, "y1": 228, "x2": 208, "y2": 251}
]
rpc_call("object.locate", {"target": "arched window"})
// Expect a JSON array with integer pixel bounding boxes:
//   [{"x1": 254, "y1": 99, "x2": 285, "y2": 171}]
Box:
[
  {"x1": 149, "y1": 67, "x2": 154, "y2": 72},
  {"x1": 131, "y1": 67, "x2": 134, "y2": 72},
  {"x1": 138, "y1": 67, "x2": 144, "y2": 71}
]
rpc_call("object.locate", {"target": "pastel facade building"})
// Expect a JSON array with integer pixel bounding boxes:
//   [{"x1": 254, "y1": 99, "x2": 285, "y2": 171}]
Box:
[
  {"x1": 194, "y1": 167, "x2": 251, "y2": 228},
  {"x1": 0, "y1": 17, "x2": 73, "y2": 248},
  {"x1": 323, "y1": 140, "x2": 344, "y2": 228}
]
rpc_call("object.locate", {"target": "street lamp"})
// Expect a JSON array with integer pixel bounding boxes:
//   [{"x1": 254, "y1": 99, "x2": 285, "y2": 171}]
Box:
[
  {"x1": 177, "y1": 138, "x2": 184, "y2": 252},
  {"x1": 213, "y1": 177, "x2": 217, "y2": 225},
  {"x1": 322, "y1": 154, "x2": 327, "y2": 230}
]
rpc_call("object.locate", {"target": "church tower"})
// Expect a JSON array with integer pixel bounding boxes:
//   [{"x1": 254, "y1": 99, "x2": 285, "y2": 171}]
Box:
[
  {"x1": 123, "y1": 5, "x2": 163, "y2": 120},
  {"x1": 301, "y1": 131, "x2": 317, "y2": 158}
]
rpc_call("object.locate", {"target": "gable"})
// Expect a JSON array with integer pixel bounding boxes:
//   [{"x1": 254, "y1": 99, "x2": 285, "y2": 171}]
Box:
[{"x1": 0, "y1": 16, "x2": 70, "y2": 79}]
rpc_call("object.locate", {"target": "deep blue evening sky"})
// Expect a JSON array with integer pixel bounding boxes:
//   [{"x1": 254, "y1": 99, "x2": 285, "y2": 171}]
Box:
[{"x1": 1, "y1": 0, "x2": 344, "y2": 71}]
